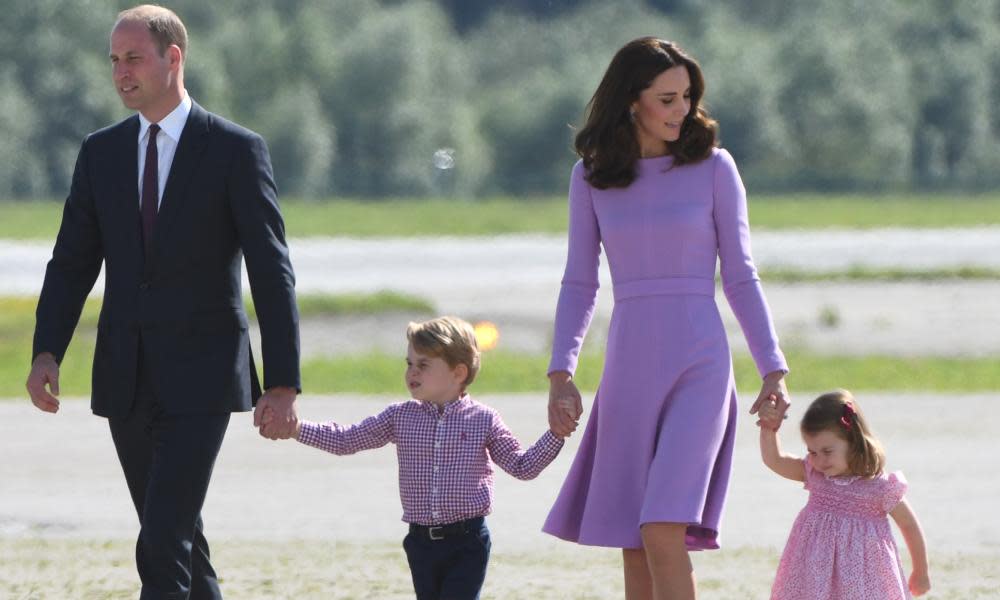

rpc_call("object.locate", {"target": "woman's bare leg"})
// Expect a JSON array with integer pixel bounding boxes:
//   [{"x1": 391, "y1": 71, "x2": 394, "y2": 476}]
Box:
[
  {"x1": 641, "y1": 522, "x2": 696, "y2": 600},
  {"x1": 623, "y1": 547, "x2": 654, "y2": 600}
]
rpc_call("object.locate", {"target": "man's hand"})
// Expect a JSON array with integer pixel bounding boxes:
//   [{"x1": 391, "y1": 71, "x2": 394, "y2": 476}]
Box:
[
  {"x1": 254, "y1": 386, "x2": 298, "y2": 440},
  {"x1": 26, "y1": 352, "x2": 61, "y2": 413},
  {"x1": 548, "y1": 371, "x2": 582, "y2": 438}
]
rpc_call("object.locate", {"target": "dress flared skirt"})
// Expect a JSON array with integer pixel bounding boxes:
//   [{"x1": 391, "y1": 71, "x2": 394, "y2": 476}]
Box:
[{"x1": 543, "y1": 294, "x2": 738, "y2": 550}]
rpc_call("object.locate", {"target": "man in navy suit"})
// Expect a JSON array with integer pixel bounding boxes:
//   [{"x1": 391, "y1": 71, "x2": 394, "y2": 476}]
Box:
[{"x1": 25, "y1": 5, "x2": 300, "y2": 598}]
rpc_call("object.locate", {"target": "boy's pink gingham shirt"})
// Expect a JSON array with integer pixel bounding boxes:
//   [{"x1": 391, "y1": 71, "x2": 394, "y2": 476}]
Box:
[{"x1": 297, "y1": 394, "x2": 564, "y2": 526}]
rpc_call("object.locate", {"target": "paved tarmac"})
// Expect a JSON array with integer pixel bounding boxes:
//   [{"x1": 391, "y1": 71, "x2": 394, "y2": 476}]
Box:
[
  {"x1": 2, "y1": 393, "x2": 995, "y2": 555},
  {"x1": 6, "y1": 230, "x2": 1000, "y2": 357}
]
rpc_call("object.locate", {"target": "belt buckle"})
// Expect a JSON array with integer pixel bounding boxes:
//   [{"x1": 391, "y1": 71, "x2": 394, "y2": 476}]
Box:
[{"x1": 428, "y1": 526, "x2": 444, "y2": 541}]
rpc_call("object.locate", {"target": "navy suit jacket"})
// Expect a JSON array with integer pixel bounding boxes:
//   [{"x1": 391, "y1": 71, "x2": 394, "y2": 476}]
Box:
[{"x1": 33, "y1": 102, "x2": 301, "y2": 417}]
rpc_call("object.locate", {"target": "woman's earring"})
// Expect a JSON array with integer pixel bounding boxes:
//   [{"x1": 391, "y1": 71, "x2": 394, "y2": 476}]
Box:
[{"x1": 629, "y1": 109, "x2": 637, "y2": 122}]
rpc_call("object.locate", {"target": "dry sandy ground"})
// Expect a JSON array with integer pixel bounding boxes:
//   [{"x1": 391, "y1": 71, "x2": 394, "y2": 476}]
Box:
[{"x1": 2, "y1": 392, "x2": 998, "y2": 598}]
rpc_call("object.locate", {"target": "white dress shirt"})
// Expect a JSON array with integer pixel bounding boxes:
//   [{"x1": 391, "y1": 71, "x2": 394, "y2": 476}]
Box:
[{"x1": 137, "y1": 92, "x2": 192, "y2": 209}]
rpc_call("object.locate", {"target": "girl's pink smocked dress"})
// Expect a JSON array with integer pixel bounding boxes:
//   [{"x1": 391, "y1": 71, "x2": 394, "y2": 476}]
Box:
[{"x1": 771, "y1": 459, "x2": 911, "y2": 600}]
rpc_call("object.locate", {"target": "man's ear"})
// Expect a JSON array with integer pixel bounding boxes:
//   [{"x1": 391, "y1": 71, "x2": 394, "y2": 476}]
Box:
[{"x1": 168, "y1": 44, "x2": 183, "y2": 70}]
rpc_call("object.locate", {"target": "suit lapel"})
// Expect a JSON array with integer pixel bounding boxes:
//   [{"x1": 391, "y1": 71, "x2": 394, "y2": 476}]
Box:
[
  {"x1": 152, "y1": 102, "x2": 210, "y2": 260},
  {"x1": 115, "y1": 116, "x2": 143, "y2": 256}
]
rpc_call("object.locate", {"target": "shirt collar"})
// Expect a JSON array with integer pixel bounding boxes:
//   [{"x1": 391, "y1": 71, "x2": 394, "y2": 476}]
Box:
[
  {"x1": 138, "y1": 91, "x2": 192, "y2": 144},
  {"x1": 421, "y1": 393, "x2": 471, "y2": 416}
]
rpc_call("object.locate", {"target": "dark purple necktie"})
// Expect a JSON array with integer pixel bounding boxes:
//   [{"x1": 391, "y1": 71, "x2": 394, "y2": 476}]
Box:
[{"x1": 141, "y1": 123, "x2": 160, "y2": 256}]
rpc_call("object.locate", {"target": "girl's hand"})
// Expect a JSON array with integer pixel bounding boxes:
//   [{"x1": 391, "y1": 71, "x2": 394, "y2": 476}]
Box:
[
  {"x1": 750, "y1": 370, "x2": 790, "y2": 415},
  {"x1": 548, "y1": 371, "x2": 582, "y2": 438},
  {"x1": 757, "y1": 396, "x2": 790, "y2": 430},
  {"x1": 909, "y1": 571, "x2": 931, "y2": 596}
]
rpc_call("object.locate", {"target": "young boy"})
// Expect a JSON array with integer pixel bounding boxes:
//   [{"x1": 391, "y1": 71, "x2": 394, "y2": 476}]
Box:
[{"x1": 269, "y1": 316, "x2": 564, "y2": 599}]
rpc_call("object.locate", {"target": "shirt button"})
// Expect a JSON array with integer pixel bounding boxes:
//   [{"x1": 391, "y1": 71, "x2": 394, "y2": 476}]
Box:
[
  {"x1": 434, "y1": 442, "x2": 440, "y2": 448},
  {"x1": 432, "y1": 488, "x2": 437, "y2": 494},
  {"x1": 433, "y1": 466, "x2": 439, "y2": 472}
]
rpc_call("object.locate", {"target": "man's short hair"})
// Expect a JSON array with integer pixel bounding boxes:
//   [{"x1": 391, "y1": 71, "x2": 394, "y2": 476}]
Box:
[{"x1": 115, "y1": 4, "x2": 187, "y2": 58}]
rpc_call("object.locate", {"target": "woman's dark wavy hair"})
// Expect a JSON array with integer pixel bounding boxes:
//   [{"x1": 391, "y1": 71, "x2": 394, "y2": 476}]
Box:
[{"x1": 575, "y1": 37, "x2": 718, "y2": 189}]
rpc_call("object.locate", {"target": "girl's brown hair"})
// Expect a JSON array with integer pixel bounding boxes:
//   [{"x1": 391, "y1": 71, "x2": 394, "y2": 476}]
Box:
[
  {"x1": 574, "y1": 37, "x2": 717, "y2": 190},
  {"x1": 801, "y1": 389, "x2": 886, "y2": 478}
]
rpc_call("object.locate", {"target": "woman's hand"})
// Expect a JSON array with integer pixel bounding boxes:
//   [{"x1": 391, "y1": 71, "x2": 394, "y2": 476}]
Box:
[
  {"x1": 750, "y1": 370, "x2": 789, "y2": 416},
  {"x1": 548, "y1": 371, "x2": 582, "y2": 438},
  {"x1": 757, "y1": 395, "x2": 790, "y2": 430}
]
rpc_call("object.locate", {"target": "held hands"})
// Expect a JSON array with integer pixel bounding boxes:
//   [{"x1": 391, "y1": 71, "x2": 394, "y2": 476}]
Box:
[
  {"x1": 757, "y1": 395, "x2": 791, "y2": 431},
  {"x1": 253, "y1": 386, "x2": 299, "y2": 440},
  {"x1": 751, "y1": 370, "x2": 789, "y2": 414},
  {"x1": 548, "y1": 371, "x2": 582, "y2": 438},
  {"x1": 26, "y1": 352, "x2": 61, "y2": 413},
  {"x1": 754, "y1": 371, "x2": 791, "y2": 430}
]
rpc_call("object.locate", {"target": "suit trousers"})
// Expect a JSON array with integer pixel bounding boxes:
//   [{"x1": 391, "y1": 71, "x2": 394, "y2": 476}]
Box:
[{"x1": 108, "y1": 347, "x2": 230, "y2": 600}]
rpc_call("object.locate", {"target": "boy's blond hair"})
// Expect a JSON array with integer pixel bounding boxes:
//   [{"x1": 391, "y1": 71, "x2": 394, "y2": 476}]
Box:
[{"x1": 406, "y1": 316, "x2": 480, "y2": 388}]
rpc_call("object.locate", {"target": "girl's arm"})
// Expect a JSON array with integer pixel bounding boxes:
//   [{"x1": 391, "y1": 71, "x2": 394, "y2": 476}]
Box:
[
  {"x1": 759, "y1": 426, "x2": 805, "y2": 482},
  {"x1": 758, "y1": 397, "x2": 804, "y2": 482},
  {"x1": 889, "y1": 499, "x2": 931, "y2": 596}
]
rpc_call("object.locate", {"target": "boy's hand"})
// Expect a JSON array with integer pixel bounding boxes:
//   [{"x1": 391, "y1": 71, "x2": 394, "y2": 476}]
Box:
[
  {"x1": 550, "y1": 397, "x2": 578, "y2": 439},
  {"x1": 258, "y1": 404, "x2": 300, "y2": 439},
  {"x1": 757, "y1": 396, "x2": 790, "y2": 430},
  {"x1": 548, "y1": 371, "x2": 582, "y2": 438},
  {"x1": 255, "y1": 386, "x2": 299, "y2": 440},
  {"x1": 909, "y1": 571, "x2": 930, "y2": 596}
]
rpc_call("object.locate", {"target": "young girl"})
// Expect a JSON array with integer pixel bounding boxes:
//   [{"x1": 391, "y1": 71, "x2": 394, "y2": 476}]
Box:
[{"x1": 758, "y1": 389, "x2": 931, "y2": 599}]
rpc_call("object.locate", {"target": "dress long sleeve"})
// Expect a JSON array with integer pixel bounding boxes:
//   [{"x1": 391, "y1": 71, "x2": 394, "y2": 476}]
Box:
[
  {"x1": 548, "y1": 161, "x2": 602, "y2": 376},
  {"x1": 712, "y1": 150, "x2": 787, "y2": 377}
]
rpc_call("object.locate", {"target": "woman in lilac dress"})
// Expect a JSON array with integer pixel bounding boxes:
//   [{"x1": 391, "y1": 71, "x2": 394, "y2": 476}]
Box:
[{"x1": 544, "y1": 38, "x2": 790, "y2": 599}]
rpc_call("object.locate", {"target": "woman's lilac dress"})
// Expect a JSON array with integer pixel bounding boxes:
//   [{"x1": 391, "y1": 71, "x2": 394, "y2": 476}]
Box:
[{"x1": 543, "y1": 149, "x2": 787, "y2": 550}]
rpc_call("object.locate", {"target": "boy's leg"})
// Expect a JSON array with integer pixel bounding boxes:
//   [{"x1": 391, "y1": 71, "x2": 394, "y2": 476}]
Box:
[
  {"x1": 404, "y1": 530, "x2": 445, "y2": 599},
  {"x1": 439, "y1": 522, "x2": 491, "y2": 600}
]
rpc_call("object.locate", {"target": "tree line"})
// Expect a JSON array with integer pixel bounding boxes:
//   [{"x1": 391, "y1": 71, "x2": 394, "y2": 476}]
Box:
[{"x1": 2, "y1": 0, "x2": 998, "y2": 199}]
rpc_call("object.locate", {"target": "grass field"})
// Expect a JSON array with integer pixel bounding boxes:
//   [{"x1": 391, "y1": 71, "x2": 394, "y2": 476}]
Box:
[
  {"x1": 0, "y1": 292, "x2": 433, "y2": 331},
  {"x1": 2, "y1": 537, "x2": 994, "y2": 599},
  {"x1": 762, "y1": 265, "x2": 1000, "y2": 283},
  {"x1": 6, "y1": 340, "x2": 1000, "y2": 399},
  {"x1": 5, "y1": 294, "x2": 999, "y2": 398},
  {"x1": 300, "y1": 351, "x2": 1000, "y2": 395},
  {"x1": 2, "y1": 194, "x2": 1000, "y2": 239}
]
